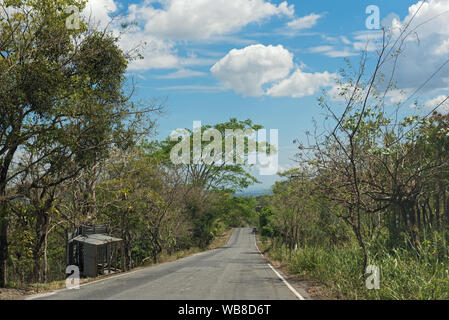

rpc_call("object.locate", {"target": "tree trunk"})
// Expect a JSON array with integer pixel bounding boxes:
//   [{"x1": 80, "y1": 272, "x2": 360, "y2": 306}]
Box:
[
  {"x1": 0, "y1": 193, "x2": 8, "y2": 288},
  {"x1": 444, "y1": 196, "x2": 449, "y2": 225},
  {"x1": 33, "y1": 210, "x2": 50, "y2": 283},
  {"x1": 0, "y1": 210, "x2": 7, "y2": 288},
  {"x1": 435, "y1": 194, "x2": 440, "y2": 228},
  {"x1": 353, "y1": 223, "x2": 367, "y2": 273},
  {"x1": 416, "y1": 204, "x2": 421, "y2": 230},
  {"x1": 43, "y1": 231, "x2": 49, "y2": 283},
  {"x1": 347, "y1": 208, "x2": 367, "y2": 273}
]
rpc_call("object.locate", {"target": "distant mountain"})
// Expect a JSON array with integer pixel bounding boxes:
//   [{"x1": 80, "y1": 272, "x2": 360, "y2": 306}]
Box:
[{"x1": 234, "y1": 190, "x2": 273, "y2": 197}]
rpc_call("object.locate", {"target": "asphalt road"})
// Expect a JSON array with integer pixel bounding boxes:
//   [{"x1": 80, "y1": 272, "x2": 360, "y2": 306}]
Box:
[{"x1": 33, "y1": 228, "x2": 307, "y2": 300}]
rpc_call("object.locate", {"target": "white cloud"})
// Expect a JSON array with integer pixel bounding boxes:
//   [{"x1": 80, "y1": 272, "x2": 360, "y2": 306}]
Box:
[
  {"x1": 155, "y1": 69, "x2": 207, "y2": 79},
  {"x1": 328, "y1": 82, "x2": 370, "y2": 103},
  {"x1": 82, "y1": 1, "x2": 180, "y2": 71},
  {"x1": 399, "y1": 0, "x2": 449, "y2": 39},
  {"x1": 327, "y1": 84, "x2": 347, "y2": 102},
  {"x1": 340, "y1": 36, "x2": 351, "y2": 45},
  {"x1": 323, "y1": 1, "x2": 449, "y2": 94},
  {"x1": 380, "y1": 0, "x2": 449, "y2": 92},
  {"x1": 308, "y1": 45, "x2": 357, "y2": 58},
  {"x1": 267, "y1": 68, "x2": 335, "y2": 98},
  {"x1": 424, "y1": 95, "x2": 449, "y2": 113},
  {"x1": 83, "y1": 0, "x2": 117, "y2": 29},
  {"x1": 308, "y1": 46, "x2": 334, "y2": 53},
  {"x1": 352, "y1": 30, "x2": 384, "y2": 42},
  {"x1": 315, "y1": 30, "x2": 382, "y2": 59},
  {"x1": 287, "y1": 13, "x2": 322, "y2": 30},
  {"x1": 386, "y1": 89, "x2": 413, "y2": 105},
  {"x1": 81, "y1": 0, "x2": 297, "y2": 72},
  {"x1": 128, "y1": 0, "x2": 294, "y2": 40},
  {"x1": 434, "y1": 38, "x2": 449, "y2": 55},
  {"x1": 328, "y1": 84, "x2": 415, "y2": 106},
  {"x1": 119, "y1": 32, "x2": 215, "y2": 71},
  {"x1": 352, "y1": 41, "x2": 378, "y2": 52},
  {"x1": 211, "y1": 44, "x2": 294, "y2": 96},
  {"x1": 323, "y1": 48, "x2": 358, "y2": 58},
  {"x1": 211, "y1": 44, "x2": 334, "y2": 98},
  {"x1": 120, "y1": 31, "x2": 180, "y2": 70},
  {"x1": 381, "y1": 13, "x2": 401, "y2": 30},
  {"x1": 179, "y1": 56, "x2": 217, "y2": 67},
  {"x1": 350, "y1": 30, "x2": 383, "y2": 52},
  {"x1": 156, "y1": 85, "x2": 225, "y2": 93}
]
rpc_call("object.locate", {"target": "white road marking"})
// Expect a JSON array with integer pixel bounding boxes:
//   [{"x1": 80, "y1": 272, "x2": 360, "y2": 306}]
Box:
[{"x1": 254, "y1": 234, "x2": 306, "y2": 301}]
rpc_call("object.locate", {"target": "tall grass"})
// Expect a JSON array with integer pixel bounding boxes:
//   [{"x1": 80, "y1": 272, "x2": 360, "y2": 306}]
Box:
[{"x1": 266, "y1": 240, "x2": 449, "y2": 300}]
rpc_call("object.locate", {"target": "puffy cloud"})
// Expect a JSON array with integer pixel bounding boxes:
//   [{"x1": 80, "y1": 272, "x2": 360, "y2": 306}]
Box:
[
  {"x1": 381, "y1": 13, "x2": 401, "y2": 30},
  {"x1": 380, "y1": 0, "x2": 449, "y2": 92},
  {"x1": 127, "y1": 0, "x2": 294, "y2": 40},
  {"x1": 386, "y1": 89, "x2": 413, "y2": 105},
  {"x1": 423, "y1": 95, "x2": 449, "y2": 113},
  {"x1": 81, "y1": 0, "x2": 297, "y2": 72},
  {"x1": 318, "y1": 1, "x2": 449, "y2": 94},
  {"x1": 83, "y1": 0, "x2": 117, "y2": 29},
  {"x1": 434, "y1": 38, "x2": 449, "y2": 55},
  {"x1": 82, "y1": 1, "x2": 180, "y2": 70},
  {"x1": 119, "y1": 31, "x2": 180, "y2": 70},
  {"x1": 211, "y1": 44, "x2": 334, "y2": 98},
  {"x1": 211, "y1": 44, "x2": 294, "y2": 96},
  {"x1": 287, "y1": 13, "x2": 322, "y2": 30},
  {"x1": 398, "y1": 0, "x2": 449, "y2": 38},
  {"x1": 267, "y1": 69, "x2": 335, "y2": 98}
]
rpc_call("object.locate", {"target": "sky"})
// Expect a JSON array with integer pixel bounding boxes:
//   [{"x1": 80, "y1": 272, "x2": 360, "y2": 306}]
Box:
[{"x1": 82, "y1": 0, "x2": 449, "y2": 192}]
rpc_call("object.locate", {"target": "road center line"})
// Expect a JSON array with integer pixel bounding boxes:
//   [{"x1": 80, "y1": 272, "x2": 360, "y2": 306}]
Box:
[{"x1": 254, "y1": 235, "x2": 306, "y2": 301}]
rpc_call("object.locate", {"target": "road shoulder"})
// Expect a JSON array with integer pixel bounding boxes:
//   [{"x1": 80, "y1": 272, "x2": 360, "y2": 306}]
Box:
[{"x1": 255, "y1": 235, "x2": 336, "y2": 300}]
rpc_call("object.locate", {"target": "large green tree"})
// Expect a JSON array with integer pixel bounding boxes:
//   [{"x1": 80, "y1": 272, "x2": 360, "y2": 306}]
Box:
[
  {"x1": 148, "y1": 118, "x2": 263, "y2": 193},
  {"x1": 0, "y1": 0, "x2": 155, "y2": 286}
]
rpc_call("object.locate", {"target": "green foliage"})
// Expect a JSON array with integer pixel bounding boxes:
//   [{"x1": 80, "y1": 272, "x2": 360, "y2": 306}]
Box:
[
  {"x1": 267, "y1": 241, "x2": 449, "y2": 300},
  {"x1": 0, "y1": 0, "x2": 155, "y2": 286},
  {"x1": 146, "y1": 118, "x2": 262, "y2": 193}
]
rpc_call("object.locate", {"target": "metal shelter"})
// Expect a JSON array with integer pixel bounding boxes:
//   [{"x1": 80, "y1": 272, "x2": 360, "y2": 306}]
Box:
[{"x1": 67, "y1": 225, "x2": 123, "y2": 278}]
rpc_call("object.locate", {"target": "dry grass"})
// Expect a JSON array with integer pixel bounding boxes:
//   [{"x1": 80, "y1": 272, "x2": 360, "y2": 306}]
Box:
[{"x1": 256, "y1": 236, "x2": 336, "y2": 300}]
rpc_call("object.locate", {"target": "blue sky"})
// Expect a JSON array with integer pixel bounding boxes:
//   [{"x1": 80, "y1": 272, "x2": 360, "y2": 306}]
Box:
[{"x1": 85, "y1": 0, "x2": 449, "y2": 191}]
